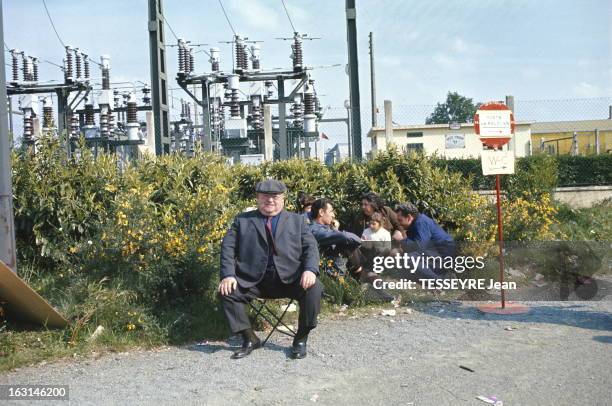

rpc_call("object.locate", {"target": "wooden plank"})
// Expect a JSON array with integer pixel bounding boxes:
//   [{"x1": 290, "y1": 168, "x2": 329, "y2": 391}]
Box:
[{"x1": 0, "y1": 260, "x2": 68, "y2": 328}]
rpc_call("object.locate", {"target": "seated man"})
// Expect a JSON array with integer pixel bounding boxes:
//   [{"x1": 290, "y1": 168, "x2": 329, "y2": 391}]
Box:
[
  {"x1": 394, "y1": 202, "x2": 456, "y2": 279},
  {"x1": 309, "y1": 198, "x2": 374, "y2": 282},
  {"x1": 218, "y1": 179, "x2": 322, "y2": 360}
]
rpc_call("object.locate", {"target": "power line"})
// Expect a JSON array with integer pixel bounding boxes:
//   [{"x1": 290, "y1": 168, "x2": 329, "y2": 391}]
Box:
[
  {"x1": 161, "y1": 14, "x2": 179, "y2": 41},
  {"x1": 280, "y1": 0, "x2": 297, "y2": 33},
  {"x1": 42, "y1": 0, "x2": 66, "y2": 48},
  {"x1": 218, "y1": 0, "x2": 237, "y2": 36}
]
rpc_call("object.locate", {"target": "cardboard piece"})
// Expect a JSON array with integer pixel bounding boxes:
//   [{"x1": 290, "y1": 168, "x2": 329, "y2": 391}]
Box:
[{"x1": 0, "y1": 260, "x2": 68, "y2": 328}]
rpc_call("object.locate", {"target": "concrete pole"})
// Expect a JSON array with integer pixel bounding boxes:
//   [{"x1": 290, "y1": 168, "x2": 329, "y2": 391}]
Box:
[
  {"x1": 345, "y1": 0, "x2": 362, "y2": 160},
  {"x1": 346, "y1": 107, "x2": 352, "y2": 160},
  {"x1": 0, "y1": 2, "x2": 17, "y2": 272},
  {"x1": 384, "y1": 99, "x2": 393, "y2": 149},
  {"x1": 369, "y1": 32, "x2": 377, "y2": 128},
  {"x1": 263, "y1": 104, "x2": 273, "y2": 161},
  {"x1": 595, "y1": 129, "x2": 600, "y2": 155},
  {"x1": 7, "y1": 96, "x2": 12, "y2": 136},
  {"x1": 505, "y1": 95, "x2": 514, "y2": 112}
]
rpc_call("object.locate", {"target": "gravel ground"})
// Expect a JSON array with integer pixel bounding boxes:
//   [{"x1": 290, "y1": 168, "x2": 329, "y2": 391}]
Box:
[{"x1": 1, "y1": 300, "x2": 611, "y2": 406}]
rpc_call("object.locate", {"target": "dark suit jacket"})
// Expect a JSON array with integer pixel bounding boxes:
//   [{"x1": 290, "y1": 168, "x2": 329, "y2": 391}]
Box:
[{"x1": 220, "y1": 209, "x2": 320, "y2": 288}]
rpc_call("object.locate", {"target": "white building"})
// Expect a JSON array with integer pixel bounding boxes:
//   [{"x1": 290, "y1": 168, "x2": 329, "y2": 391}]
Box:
[{"x1": 367, "y1": 122, "x2": 532, "y2": 158}]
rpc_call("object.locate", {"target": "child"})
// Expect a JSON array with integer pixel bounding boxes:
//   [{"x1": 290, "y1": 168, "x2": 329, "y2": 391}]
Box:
[{"x1": 361, "y1": 212, "x2": 391, "y2": 241}]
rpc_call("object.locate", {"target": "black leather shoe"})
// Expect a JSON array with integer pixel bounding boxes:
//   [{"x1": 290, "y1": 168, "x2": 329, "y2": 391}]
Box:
[
  {"x1": 231, "y1": 338, "x2": 261, "y2": 359},
  {"x1": 290, "y1": 340, "x2": 307, "y2": 359}
]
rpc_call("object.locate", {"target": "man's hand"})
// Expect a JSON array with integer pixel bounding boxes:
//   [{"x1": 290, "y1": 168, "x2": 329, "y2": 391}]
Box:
[
  {"x1": 392, "y1": 230, "x2": 404, "y2": 241},
  {"x1": 300, "y1": 271, "x2": 317, "y2": 290},
  {"x1": 218, "y1": 276, "x2": 237, "y2": 296}
]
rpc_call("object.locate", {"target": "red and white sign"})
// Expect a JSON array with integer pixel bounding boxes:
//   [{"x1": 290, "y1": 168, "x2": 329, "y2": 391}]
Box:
[{"x1": 474, "y1": 102, "x2": 515, "y2": 148}]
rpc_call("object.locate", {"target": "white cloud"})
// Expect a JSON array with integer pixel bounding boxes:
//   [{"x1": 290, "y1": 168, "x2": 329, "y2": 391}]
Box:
[
  {"x1": 449, "y1": 36, "x2": 489, "y2": 55},
  {"x1": 572, "y1": 82, "x2": 604, "y2": 97},
  {"x1": 520, "y1": 67, "x2": 541, "y2": 79},
  {"x1": 432, "y1": 53, "x2": 456, "y2": 68},
  {"x1": 379, "y1": 55, "x2": 402, "y2": 67},
  {"x1": 402, "y1": 30, "x2": 421, "y2": 43},
  {"x1": 227, "y1": 0, "x2": 282, "y2": 33},
  {"x1": 451, "y1": 37, "x2": 469, "y2": 53}
]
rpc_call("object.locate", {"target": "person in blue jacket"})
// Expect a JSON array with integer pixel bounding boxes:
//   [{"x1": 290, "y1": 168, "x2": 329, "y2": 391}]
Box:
[{"x1": 394, "y1": 202, "x2": 456, "y2": 278}]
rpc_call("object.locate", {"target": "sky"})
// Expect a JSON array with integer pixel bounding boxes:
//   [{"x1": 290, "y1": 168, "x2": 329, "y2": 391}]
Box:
[{"x1": 3, "y1": 0, "x2": 611, "y2": 141}]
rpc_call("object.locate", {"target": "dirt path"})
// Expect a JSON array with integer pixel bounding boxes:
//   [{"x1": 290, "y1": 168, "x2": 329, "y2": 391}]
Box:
[{"x1": 2, "y1": 301, "x2": 611, "y2": 405}]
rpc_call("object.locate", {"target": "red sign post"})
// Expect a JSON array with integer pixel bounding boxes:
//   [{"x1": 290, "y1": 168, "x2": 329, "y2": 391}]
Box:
[{"x1": 475, "y1": 102, "x2": 528, "y2": 314}]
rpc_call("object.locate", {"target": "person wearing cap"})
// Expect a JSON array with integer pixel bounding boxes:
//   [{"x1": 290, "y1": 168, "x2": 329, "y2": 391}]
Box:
[{"x1": 218, "y1": 179, "x2": 322, "y2": 360}]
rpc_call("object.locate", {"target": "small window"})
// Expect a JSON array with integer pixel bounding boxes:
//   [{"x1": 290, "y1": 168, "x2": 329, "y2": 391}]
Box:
[
  {"x1": 160, "y1": 48, "x2": 165, "y2": 73},
  {"x1": 405, "y1": 143, "x2": 423, "y2": 153},
  {"x1": 407, "y1": 132, "x2": 423, "y2": 138},
  {"x1": 161, "y1": 79, "x2": 167, "y2": 105}
]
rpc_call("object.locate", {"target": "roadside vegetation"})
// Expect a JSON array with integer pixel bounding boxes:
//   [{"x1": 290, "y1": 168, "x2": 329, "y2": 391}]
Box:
[{"x1": 1, "y1": 137, "x2": 605, "y2": 372}]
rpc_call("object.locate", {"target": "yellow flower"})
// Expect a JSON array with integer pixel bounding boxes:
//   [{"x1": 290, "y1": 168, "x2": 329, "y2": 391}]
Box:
[{"x1": 126, "y1": 323, "x2": 136, "y2": 331}]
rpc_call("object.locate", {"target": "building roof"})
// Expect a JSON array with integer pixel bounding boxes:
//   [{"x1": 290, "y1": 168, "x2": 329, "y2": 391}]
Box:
[{"x1": 531, "y1": 119, "x2": 612, "y2": 133}]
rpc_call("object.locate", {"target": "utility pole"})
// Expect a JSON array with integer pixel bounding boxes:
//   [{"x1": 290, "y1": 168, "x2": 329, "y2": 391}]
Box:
[
  {"x1": 0, "y1": 1, "x2": 17, "y2": 272},
  {"x1": 345, "y1": 0, "x2": 362, "y2": 160},
  {"x1": 369, "y1": 32, "x2": 377, "y2": 128},
  {"x1": 148, "y1": 0, "x2": 171, "y2": 155}
]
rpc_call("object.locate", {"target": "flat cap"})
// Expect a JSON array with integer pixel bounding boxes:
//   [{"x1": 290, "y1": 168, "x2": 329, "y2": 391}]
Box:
[{"x1": 255, "y1": 179, "x2": 287, "y2": 194}]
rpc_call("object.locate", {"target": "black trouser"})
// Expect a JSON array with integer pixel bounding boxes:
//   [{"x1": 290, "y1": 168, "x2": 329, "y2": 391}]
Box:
[{"x1": 219, "y1": 268, "x2": 323, "y2": 334}]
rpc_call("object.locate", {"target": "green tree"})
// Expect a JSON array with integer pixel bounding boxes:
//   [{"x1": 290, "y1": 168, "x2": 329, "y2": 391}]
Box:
[{"x1": 426, "y1": 91, "x2": 480, "y2": 124}]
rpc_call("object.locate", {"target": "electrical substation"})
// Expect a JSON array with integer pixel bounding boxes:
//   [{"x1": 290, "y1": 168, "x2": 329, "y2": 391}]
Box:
[{"x1": 4, "y1": 0, "x2": 345, "y2": 165}]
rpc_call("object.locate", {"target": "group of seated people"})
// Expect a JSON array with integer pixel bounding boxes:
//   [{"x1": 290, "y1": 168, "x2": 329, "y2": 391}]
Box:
[
  {"x1": 296, "y1": 191, "x2": 455, "y2": 283},
  {"x1": 217, "y1": 181, "x2": 456, "y2": 360}
]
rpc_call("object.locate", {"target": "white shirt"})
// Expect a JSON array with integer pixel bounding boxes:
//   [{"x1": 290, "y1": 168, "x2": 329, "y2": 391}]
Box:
[{"x1": 361, "y1": 227, "x2": 391, "y2": 241}]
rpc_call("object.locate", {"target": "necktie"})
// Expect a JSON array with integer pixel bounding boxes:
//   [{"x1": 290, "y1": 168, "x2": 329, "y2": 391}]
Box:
[{"x1": 265, "y1": 217, "x2": 277, "y2": 255}]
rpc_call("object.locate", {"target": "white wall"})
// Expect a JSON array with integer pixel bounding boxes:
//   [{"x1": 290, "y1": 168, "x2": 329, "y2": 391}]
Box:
[{"x1": 370, "y1": 123, "x2": 532, "y2": 159}]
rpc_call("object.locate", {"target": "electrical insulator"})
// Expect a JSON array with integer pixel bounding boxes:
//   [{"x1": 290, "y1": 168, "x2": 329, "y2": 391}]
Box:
[
  {"x1": 142, "y1": 86, "x2": 151, "y2": 105},
  {"x1": 234, "y1": 36, "x2": 248, "y2": 73},
  {"x1": 291, "y1": 33, "x2": 303, "y2": 71},
  {"x1": 264, "y1": 80, "x2": 274, "y2": 100},
  {"x1": 101, "y1": 55, "x2": 111, "y2": 90},
  {"x1": 189, "y1": 48, "x2": 194, "y2": 73},
  {"x1": 22, "y1": 55, "x2": 32, "y2": 81},
  {"x1": 100, "y1": 111, "x2": 109, "y2": 138},
  {"x1": 178, "y1": 39, "x2": 186, "y2": 73},
  {"x1": 126, "y1": 93, "x2": 140, "y2": 141},
  {"x1": 74, "y1": 49, "x2": 82, "y2": 80},
  {"x1": 43, "y1": 99, "x2": 54, "y2": 129},
  {"x1": 291, "y1": 94, "x2": 303, "y2": 128},
  {"x1": 32, "y1": 58, "x2": 39, "y2": 82},
  {"x1": 182, "y1": 41, "x2": 191, "y2": 74},
  {"x1": 70, "y1": 114, "x2": 80, "y2": 140},
  {"x1": 108, "y1": 113, "x2": 115, "y2": 138},
  {"x1": 210, "y1": 47, "x2": 220, "y2": 72},
  {"x1": 127, "y1": 101, "x2": 137, "y2": 124},
  {"x1": 304, "y1": 92, "x2": 315, "y2": 116},
  {"x1": 85, "y1": 103, "x2": 95, "y2": 126},
  {"x1": 65, "y1": 45, "x2": 73, "y2": 82},
  {"x1": 249, "y1": 96, "x2": 262, "y2": 129},
  {"x1": 250, "y1": 44, "x2": 260, "y2": 71},
  {"x1": 23, "y1": 115, "x2": 34, "y2": 144},
  {"x1": 83, "y1": 54, "x2": 90, "y2": 80},
  {"x1": 228, "y1": 75, "x2": 241, "y2": 118},
  {"x1": 10, "y1": 50, "x2": 19, "y2": 82}
]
